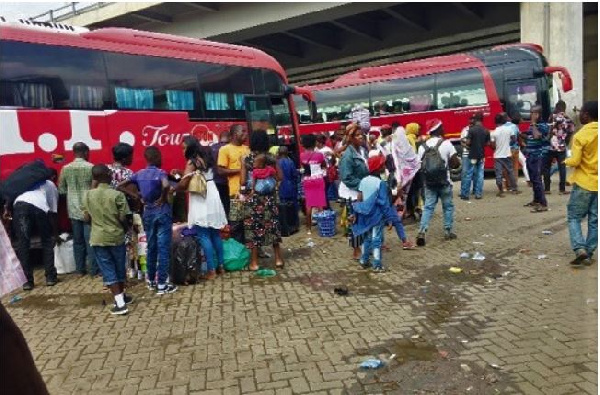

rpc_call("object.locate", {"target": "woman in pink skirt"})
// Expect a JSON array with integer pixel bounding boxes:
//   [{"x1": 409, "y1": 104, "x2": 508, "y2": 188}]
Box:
[{"x1": 300, "y1": 134, "x2": 327, "y2": 234}]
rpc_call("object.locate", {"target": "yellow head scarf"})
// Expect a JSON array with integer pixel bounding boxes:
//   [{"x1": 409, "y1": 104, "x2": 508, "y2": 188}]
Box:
[{"x1": 406, "y1": 123, "x2": 420, "y2": 136}]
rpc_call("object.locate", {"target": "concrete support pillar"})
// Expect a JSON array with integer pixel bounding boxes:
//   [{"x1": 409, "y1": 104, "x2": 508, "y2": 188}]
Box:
[{"x1": 520, "y1": 2, "x2": 584, "y2": 112}]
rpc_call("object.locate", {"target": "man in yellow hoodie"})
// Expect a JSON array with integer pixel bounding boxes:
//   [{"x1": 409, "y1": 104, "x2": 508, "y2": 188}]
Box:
[{"x1": 565, "y1": 101, "x2": 598, "y2": 266}]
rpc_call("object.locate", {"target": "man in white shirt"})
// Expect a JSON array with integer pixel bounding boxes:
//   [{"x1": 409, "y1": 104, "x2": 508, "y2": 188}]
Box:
[
  {"x1": 490, "y1": 113, "x2": 521, "y2": 197},
  {"x1": 416, "y1": 119, "x2": 461, "y2": 247},
  {"x1": 12, "y1": 173, "x2": 59, "y2": 290}
]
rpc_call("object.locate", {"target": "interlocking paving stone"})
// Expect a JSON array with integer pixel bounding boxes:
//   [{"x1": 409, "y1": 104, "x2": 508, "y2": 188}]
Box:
[{"x1": 3, "y1": 178, "x2": 597, "y2": 394}]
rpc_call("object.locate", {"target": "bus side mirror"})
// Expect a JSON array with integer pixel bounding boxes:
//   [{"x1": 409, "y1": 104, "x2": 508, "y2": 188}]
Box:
[
  {"x1": 309, "y1": 101, "x2": 318, "y2": 123},
  {"x1": 544, "y1": 66, "x2": 573, "y2": 92}
]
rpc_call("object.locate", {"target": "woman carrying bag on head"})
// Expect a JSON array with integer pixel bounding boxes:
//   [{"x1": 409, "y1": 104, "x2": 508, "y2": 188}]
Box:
[{"x1": 174, "y1": 136, "x2": 227, "y2": 280}]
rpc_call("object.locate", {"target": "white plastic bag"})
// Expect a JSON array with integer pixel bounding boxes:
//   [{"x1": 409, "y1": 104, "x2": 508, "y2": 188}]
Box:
[{"x1": 54, "y1": 240, "x2": 76, "y2": 274}]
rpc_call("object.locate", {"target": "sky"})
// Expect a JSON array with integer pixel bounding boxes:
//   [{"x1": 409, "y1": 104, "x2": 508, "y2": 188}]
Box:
[{"x1": 0, "y1": 2, "x2": 69, "y2": 20}]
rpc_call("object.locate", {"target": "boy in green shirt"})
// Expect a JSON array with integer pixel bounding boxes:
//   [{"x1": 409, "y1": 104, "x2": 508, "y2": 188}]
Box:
[{"x1": 83, "y1": 165, "x2": 132, "y2": 315}]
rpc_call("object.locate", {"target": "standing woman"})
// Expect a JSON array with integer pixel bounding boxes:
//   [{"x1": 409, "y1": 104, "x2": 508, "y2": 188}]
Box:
[
  {"x1": 300, "y1": 134, "x2": 327, "y2": 234},
  {"x1": 240, "y1": 130, "x2": 285, "y2": 271},
  {"x1": 338, "y1": 123, "x2": 369, "y2": 259},
  {"x1": 175, "y1": 136, "x2": 228, "y2": 280},
  {"x1": 390, "y1": 126, "x2": 421, "y2": 221}
]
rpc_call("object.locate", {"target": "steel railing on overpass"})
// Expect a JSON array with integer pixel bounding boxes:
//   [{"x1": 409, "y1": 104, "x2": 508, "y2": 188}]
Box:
[{"x1": 29, "y1": 2, "x2": 111, "y2": 23}]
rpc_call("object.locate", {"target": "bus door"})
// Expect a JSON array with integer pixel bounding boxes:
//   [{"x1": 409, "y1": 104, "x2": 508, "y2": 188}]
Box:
[
  {"x1": 504, "y1": 79, "x2": 542, "y2": 123},
  {"x1": 244, "y1": 95, "x2": 299, "y2": 161}
]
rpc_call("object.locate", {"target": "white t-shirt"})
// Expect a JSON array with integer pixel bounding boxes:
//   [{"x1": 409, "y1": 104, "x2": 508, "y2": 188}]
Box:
[
  {"x1": 358, "y1": 175, "x2": 382, "y2": 201},
  {"x1": 14, "y1": 180, "x2": 58, "y2": 213},
  {"x1": 490, "y1": 125, "x2": 513, "y2": 159},
  {"x1": 417, "y1": 137, "x2": 457, "y2": 184},
  {"x1": 316, "y1": 146, "x2": 334, "y2": 157}
]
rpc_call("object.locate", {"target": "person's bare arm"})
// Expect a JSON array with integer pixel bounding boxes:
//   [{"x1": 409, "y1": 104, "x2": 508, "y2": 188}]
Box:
[{"x1": 173, "y1": 161, "x2": 199, "y2": 192}]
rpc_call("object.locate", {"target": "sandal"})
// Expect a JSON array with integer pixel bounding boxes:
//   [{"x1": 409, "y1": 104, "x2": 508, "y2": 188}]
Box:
[
  {"x1": 531, "y1": 206, "x2": 549, "y2": 213},
  {"x1": 248, "y1": 264, "x2": 260, "y2": 271},
  {"x1": 275, "y1": 261, "x2": 285, "y2": 269}
]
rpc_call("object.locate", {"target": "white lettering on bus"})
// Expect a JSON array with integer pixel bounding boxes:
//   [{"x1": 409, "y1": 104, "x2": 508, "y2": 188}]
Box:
[
  {"x1": 0, "y1": 110, "x2": 35, "y2": 155},
  {"x1": 141, "y1": 125, "x2": 189, "y2": 147},
  {"x1": 64, "y1": 111, "x2": 103, "y2": 151}
]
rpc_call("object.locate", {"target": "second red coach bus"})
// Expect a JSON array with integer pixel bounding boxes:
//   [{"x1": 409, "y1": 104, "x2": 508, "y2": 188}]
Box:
[
  {"x1": 294, "y1": 43, "x2": 572, "y2": 169},
  {"x1": 0, "y1": 20, "x2": 312, "y2": 179}
]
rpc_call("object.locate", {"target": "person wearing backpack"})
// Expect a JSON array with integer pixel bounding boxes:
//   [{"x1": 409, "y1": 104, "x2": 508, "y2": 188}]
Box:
[{"x1": 416, "y1": 119, "x2": 461, "y2": 247}]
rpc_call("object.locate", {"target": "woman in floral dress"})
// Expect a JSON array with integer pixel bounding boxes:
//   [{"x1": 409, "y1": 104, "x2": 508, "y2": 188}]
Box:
[{"x1": 240, "y1": 130, "x2": 284, "y2": 271}]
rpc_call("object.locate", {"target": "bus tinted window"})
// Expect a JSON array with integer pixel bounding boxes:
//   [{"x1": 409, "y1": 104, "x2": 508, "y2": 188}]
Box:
[
  {"x1": 370, "y1": 76, "x2": 434, "y2": 114},
  {"x1": 105, "y1": 52, "x2": 199, "y2": 115},
  {"x1": 315, "y1": 85, "x2": 370, "y2": 122},
  {"x1": 436, "y1": 68, "x2": 487, "y2": 109},
  {"x1": 263, "y1": 70, "x2": 285, "y2": 95},
  {"x1": 506, "y1": 81, "x2": 539, "y2": 121},
  {"x1": 199, "y1": 64, "x2": 254, "y2": 119},
  {"x1": 0, "y1": 41, "x2": 107, "y2": 109}
]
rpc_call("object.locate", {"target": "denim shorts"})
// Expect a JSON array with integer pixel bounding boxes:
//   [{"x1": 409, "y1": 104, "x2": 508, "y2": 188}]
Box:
[{"x1": 92, "y1": 244, "x2": 126, "y2": 286}]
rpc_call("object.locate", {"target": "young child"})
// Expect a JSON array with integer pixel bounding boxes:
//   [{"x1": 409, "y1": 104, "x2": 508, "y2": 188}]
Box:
[
  {"x1": 118, "y1": 147, "x2": 177, "y2": 295},
  {"x1": 251, "y1": 153, "x2": 277, "y2": 195},
  {"x1": 351, "y1": 155, "x2": 415, "y2": 272},
  {"x1": 83, "y1": 165, "x2": 132, "y2": 315}
]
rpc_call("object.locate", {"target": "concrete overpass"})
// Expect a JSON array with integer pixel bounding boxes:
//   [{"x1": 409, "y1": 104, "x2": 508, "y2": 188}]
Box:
[{"x1": 32, "y1": 2, "x2": 597, "y2": 108}]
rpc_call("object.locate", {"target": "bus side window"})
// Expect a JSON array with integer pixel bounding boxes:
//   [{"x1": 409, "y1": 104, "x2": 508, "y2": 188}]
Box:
[{"x1": 435, "y1": 69, "x2": 487, "y2": 110}]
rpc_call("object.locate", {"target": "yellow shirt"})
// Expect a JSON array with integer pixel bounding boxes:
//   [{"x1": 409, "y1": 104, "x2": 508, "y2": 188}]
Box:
[
  {"x1": 217, "y1": 143, "x2": 250, "y2": 196},
  {"x1": 564, "y1": 121, "x2": 598, "y2": 192}
]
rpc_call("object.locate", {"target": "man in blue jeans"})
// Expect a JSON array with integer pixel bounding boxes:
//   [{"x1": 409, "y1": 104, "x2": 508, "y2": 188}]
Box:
[
  {"x1": 464, "y1": 112, "x2": 489, "y2": 199},
  {"x1": 58, "y1": 142, "x2": 97, "y2": 276},
  {"x1": 564, "y1": 101, "x2": 597, "y2": 266},
  {"x1": 83, "y1": 165, "x2": 133, "y2": 315},
  {"x1": 522, "y1": 106, "x2": 550, "y2": 213},
  {"x1": 459, "y1": 118, "x2": 475, "y2": 200},
  {"x1": 416, "y1": 120, "x2": 461, "y2": 247},
  {"x1": 120, "y1": 147, "x2": 177, "y2": 295}
]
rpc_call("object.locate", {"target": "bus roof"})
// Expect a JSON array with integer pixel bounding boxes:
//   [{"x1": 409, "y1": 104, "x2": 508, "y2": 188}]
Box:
[
  {"x1": 303, "y1": 43, "x2": 545, "y2": 91},
  {"x1": 0, "y1": 24, "x2": 287, "y2": 81}
]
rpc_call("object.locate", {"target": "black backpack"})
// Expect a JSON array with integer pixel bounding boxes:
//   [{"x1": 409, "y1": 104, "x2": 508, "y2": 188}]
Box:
[
  {"x1": 422, "y1": 139, "x2": 448, "y2": 188},
  {"x1": 0, "y1": 161, "x2": 52, "y2": 208}
]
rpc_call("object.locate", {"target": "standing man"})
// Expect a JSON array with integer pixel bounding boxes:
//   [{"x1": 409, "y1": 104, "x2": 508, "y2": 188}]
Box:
[
  {"x1": 490, "y1": 113, "x2": 521, "y2": 197},
  {"x1": 12, "y1": 168, "x2": 58, "y2": 290},
  {"x1": 459, "y1": 118, "x2": 475, "y2": 200},
  {"x1": 218, "y1": 125, "x2": 249, "y2": 200},
  {"x1": 218, "y1": 125, "x2": 249, "y2": 242},
  {"x1": 211, "y1": 130, "x2": 231, "y2": 217},
  {"x1": 544, "y1": 100, "x2": 575, "y2": 195},
  {"x1": 464, "y1": 112, "x2": 489, "y2": 199},
  {"x1": 522, "y1": 106, "x2": 550, "y2": 212},
  {"x1": 119, "y1": 147, "x2": 177, "y2": 294},
  {"x1": 565, "y1": 101, "x2": 597, "y2": 266},
  {"x1": 59, "y1": 142, "x2": 97, "y2": 276},
  {"x1": 416, "y1": 119, "x2": 461, "y2": 247}
]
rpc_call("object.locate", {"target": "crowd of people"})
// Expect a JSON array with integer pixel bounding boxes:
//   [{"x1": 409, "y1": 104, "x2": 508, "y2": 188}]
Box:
[{"x1": 0, "y1": 100, "x2": 597, "y2": 316}]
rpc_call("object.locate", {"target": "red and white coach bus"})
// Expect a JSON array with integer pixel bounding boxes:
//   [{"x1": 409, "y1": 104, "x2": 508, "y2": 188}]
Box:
[
  {"x1": 294, "y1": 43, "x2": 572, "y2": 169},
  {"x1": 0, "y1": 19, "x2": 313, "y2": 178}
]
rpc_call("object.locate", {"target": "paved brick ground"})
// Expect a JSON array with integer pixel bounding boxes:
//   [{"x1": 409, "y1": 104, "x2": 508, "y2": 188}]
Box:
[{"x1": 3, "y1": 177, "x2": 597, "y2": 394}]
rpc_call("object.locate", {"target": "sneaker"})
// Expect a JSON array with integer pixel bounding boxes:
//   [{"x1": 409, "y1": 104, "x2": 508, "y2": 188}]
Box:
[
  {"x1": 475, "y1": 196, "x2": 483, "y2": 200},
  {"x1": 531, "y1": 205, "x2": 549, "y2": 213},
  {"x1": 124, "y1": 294, "x2": 134, "y2": 305},
  {"x1": 359, "y1": 260, "x2": 370, "y2": 270},
  {"x1": 110, "y1": 304, "x2": 129, "y2": 315},
  {"x1": 147, "y1": 281, "x2": 157, "y2": 291},
  {"x1": 459, "y1": 195, "x2": 470, "y2": 201},
  {"x1": 372, "y1": 266, "x2": 387, "y2": 273},
  {"x1": 510, "y1": 190, "x2": 523, "y2": 195},
  {"x1": 545, "y1": 190, "x2": 552, "y2": 195},
  {"x1": 496, "y1": 191, "x2": 505, "y2": 198},
  {"x1": 444, "y1": 231, "x2": 457, "y2": 240},
  {"x1": 46, "y1": 278, "x2": 58, "y2": 287},
  {"x1": 156, "y1": 284, "x2": 177, "y2": 295},
  {"x1": 416, "y1": 233, "x2": 426, "y2": 247},
  {"x1": 23, "y1": 282, "x2": 34, "y2": 291}
]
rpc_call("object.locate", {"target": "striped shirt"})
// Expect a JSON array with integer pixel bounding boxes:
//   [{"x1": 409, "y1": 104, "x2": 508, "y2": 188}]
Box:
[
  {"x1": 58, "y1": 158, "x2": 93, "y2": 221},
  {"x1": 522, "y1": 122, "x2": 550, "y2": 158}
]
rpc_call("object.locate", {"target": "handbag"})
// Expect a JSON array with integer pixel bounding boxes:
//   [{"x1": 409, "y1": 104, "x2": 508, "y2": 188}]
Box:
[{"x1": 187, "y1": 170, "x2": 208, "y2": 198}]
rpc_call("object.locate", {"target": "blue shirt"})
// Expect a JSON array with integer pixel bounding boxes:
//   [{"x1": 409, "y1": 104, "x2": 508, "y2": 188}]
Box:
[
  {"x1": 130, "y1": 166, "x2": 171, "y2": 217},
  {"x1": 278, "y1": 157, "x2": 298, "y2": 201},
  {"x1": 523, "y1": 122, "x2": 550, "y2": 158}
]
